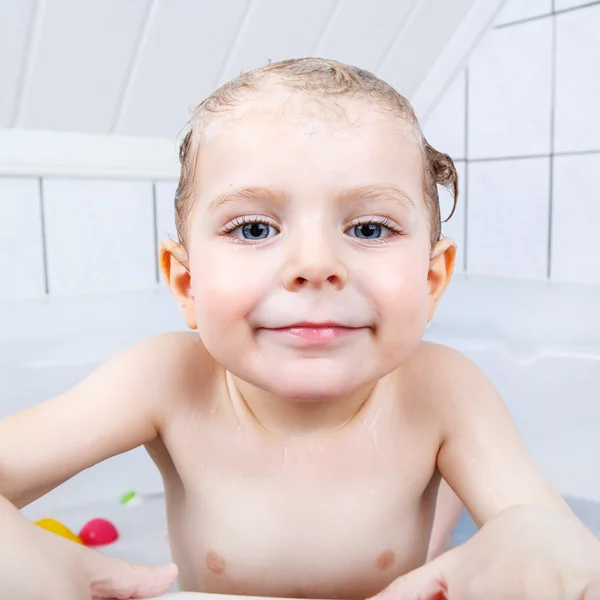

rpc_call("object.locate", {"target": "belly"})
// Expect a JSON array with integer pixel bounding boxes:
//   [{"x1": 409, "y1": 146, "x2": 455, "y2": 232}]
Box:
[{"x1": 166, "y1": 482, "x2": 433, "y2": 599}]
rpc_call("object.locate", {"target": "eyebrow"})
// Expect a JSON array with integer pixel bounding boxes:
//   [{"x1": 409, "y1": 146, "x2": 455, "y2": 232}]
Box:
[
  {"x1": 207, "y1": 183, "x2": 415, "y2": 212},
  {"x1": 339, "y1": 184, "x2": 416, "y2": 208},
  {"x1": 208, "y1": 187, "x2": 282, "y2": 213}
]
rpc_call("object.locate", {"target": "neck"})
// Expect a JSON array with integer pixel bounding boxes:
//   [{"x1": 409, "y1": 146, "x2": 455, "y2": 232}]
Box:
[{"x1": 227, "y1": 372, "x2": 379, "y2": 437}]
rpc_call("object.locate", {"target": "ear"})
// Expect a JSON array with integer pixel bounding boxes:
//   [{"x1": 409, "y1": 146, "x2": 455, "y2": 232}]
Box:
[
  {"x1": 427, "y1": 237, "x2": 456, "y2": 322},
  {"x1": 160, "y1": 239, "x2": 197, "y2": 330}
]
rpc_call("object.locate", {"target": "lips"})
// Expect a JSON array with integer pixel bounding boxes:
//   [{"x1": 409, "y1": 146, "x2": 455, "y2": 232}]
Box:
[{"x1": 261, "y1": 322, "x2": 366, "y2": 344}]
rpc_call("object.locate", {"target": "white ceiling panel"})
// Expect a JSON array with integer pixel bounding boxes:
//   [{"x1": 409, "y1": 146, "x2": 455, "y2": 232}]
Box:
[
  {"x1": 378, "y1": 0, "x2": 477, "y2": 99},
  {"x1": 17, "y1": 0, "x2": 150, "y2": 133},
  {"x1": 0, "y1": 0, "x2": 508, "y2": 178},
  {"x1": 217, "y1": 0, "x2": 338, "y2": 86},
  {"x1": 116, "y1": 0, "x2": 251, "y2": 139},
  {"x1": 316, "y1": 0, "x2": 418, "y2": 72},
  {"x1": 0, "y1": 0, "x2": 36, "y2": 128}
]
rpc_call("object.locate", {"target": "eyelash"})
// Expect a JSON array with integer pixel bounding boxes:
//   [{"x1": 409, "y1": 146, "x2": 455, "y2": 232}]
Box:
[
  {"x1": 222, "y1": 215, "x2": 273, "y2": 232},
  {"x1": 220, "y1": 215, "x2": 403, "y2": 244},
  {"x1": 346, "y1": 216, "x2": 403, "y2": 244}
]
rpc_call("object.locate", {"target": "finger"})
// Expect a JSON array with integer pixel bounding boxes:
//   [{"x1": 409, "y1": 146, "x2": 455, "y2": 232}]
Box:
[
  {"x1": 82, "y1": 551, "x2": 178, "y2": 599},
  {"x1": 369, "y1": 551, "x2": 457, "y2": 600}
]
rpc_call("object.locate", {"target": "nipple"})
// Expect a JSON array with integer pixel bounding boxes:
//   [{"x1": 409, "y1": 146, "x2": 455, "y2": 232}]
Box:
[
  {"x1": 206, "y1": 551, "x2": 226, "y2": 574},
  {"x1": 376, "y1": 550, "x2": 395, "y2": 571}
]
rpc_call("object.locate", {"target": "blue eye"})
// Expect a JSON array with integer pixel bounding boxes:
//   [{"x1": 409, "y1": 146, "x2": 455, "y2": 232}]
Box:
[
  {"x1": 227, "y1": 220, "x2": 278, "y2": 240},
  {"x1": 349, "y1": 223, "x2": 384, "y2": 239},
  {"x1": 241, "y1": 223, "x2": 271, "y2": 239}
]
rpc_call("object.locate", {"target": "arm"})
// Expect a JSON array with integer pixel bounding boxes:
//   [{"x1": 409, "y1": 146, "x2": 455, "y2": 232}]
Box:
[
  {"x1": 426, "y1": 479, "x2": 463, "y2": 561},
  {"x1": 0, "y1": 332, "x2": 195, "y2": 508},
  {"x1": 434, "y1": 346, "x2": 570, "y2": 528},
  {"x1": 0, "y1": 332, "x2": 199, "y2": 598},
  {"x1": 373, "y1": 346, "x2": 600, "y2": 599}
]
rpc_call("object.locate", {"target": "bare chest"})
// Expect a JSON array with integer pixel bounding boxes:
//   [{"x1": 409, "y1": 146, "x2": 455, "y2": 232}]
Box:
[{"x1": 152, "y1": 418, "x2": 439, "y2": 598}]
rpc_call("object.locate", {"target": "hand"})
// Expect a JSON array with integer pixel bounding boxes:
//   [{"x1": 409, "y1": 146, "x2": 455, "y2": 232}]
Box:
[
  {"x1": 0, "y1": 505, "x2": 177, "y2": 599},
  {"x1": 372, "y1": 505, "x2": 600, "y2": 600}
]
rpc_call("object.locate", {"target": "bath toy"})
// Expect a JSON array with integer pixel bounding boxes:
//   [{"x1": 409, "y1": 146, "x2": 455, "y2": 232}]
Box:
[
  {"x1": 79, "y1": 518, "x2": 119, "y2": 546},
  {"x1": 119, "y1": 489, "x2": 141, "y2": 505},
  {"x1": 35, "y1": 518, "x2": 83, "y2": 544}
]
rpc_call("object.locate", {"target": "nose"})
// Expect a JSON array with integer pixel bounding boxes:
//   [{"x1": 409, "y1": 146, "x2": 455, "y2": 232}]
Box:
[{"x1": 281, "y1": 232, "x2": 349, "y2": 292}]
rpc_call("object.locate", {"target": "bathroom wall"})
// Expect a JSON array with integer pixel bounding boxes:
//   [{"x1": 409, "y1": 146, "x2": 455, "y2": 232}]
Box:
[
  {"x1": 425, "y1": 0, "x2": 600, "y2": 282},
  {"x1": 1, "y1": 0, "x2": 599, "y2": 300}
]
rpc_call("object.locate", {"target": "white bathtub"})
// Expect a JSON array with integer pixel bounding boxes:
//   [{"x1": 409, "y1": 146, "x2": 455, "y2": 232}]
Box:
[
  {"x1": 1, "y1": 275, "x2": 600, "y2": 596},
  {"x1": 0, "y1": 277, "x2": 600, "y2": 600},
  {"x1": 1, "y1": 274, "x2": 600, "y2": 512}
]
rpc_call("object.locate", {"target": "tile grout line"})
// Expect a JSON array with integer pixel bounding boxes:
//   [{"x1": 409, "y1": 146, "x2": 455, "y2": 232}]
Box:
[
  {"x1": 495, "y1": 12, "x2": 553, "y2": 29},
  {"x1": 469, "y1": 148, "x2": 600, "y2": 162},
  {"x1": 495, "y1": 0, "x2": 600, "y2": 29},
  {"x1": 38, "y1": 177, "x2": 49, "y2": 294},
  {"x1": 152, "y1": 182, "x2": 160, "y2": 284},
  {"x1": 554, "y1": 0, "x2": 600, "y2": 15},
  {"x1": 547, "y1": 11, "x2": 558, "y2": 280},
  {"x1": 463, "y1": 68, "x2": 470, "y2": 273}
]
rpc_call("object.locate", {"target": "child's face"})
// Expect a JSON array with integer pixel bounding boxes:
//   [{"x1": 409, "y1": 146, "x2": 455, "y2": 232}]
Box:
[{"x1": 168, "y1": 88, "x2": 454, "y2": 400}]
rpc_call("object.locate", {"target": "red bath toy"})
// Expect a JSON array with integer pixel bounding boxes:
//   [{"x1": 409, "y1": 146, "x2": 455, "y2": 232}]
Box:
[{"x1": 79, "y1": 518, "x2": 119, "y2": 546}]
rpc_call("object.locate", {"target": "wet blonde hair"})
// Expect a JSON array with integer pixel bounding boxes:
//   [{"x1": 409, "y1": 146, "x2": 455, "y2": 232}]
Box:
[{"x1": 174, "y1": 57, "x2": 458, "y2": 248}]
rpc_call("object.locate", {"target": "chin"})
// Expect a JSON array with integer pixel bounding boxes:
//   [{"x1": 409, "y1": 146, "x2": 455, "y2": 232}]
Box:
[{"x1": 258, "y1": 361, "x2": 371, "y2": 401}]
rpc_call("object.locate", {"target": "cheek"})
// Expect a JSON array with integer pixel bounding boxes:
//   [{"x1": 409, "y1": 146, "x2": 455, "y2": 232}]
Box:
[
  {"x1": 359, "y1": 248, "x2": 430, "y2": 332},
  {"x1": 189, "y1": 244, "x2": 277, "y2": 324},
  {"x1": 361, "y1": 247, "x2": 429, "y2": 301}
]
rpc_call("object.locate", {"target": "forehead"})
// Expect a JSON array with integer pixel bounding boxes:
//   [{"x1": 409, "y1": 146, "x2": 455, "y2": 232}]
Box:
[{"x1": 194, "y1": 86, "x2": 424, "y2": 204}]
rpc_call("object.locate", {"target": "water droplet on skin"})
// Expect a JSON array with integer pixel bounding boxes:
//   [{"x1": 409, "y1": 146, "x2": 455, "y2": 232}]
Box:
[
  {"x1": 371, "y1": 431, "x2": 379, "y2": 450},
  {"x1": 283, "y1": 446, "x2": 288, "y2": 462},
  {"x1": 210, "y1": 406, "x2": 218, "y2": 415}
]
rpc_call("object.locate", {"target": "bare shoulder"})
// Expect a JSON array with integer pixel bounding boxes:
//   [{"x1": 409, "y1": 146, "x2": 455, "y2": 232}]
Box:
[
  {"x1": 410, "y1": 341, "x2": 483, "y2": 378},
  {"x1": 402, "y1": 341, "x2": 498, "y2": 414},
  {"x1": 120, "y1": 331, "x2": 219, "y2": 410},
  {"x1": 129, "y1": 331, "x2": 214, "y2": 375}
]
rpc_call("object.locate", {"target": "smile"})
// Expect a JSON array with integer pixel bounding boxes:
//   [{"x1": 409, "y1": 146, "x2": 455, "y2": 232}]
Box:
[{"x1": 261, "y1": 323, "x2": 367, "y2": 345}]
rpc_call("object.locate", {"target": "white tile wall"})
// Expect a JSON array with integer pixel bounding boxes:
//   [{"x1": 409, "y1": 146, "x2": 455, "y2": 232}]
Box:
[
  {"x1": 554, "y1": 5, "x2": 600, "y2": 153},
  {"x1": 155, "y1": 180, "x2": 178, "y2": 284},
  {"x1": 2, "y1": 2, "x2": 600, "y2": 299},
  {"x1": 551, "y1": 154, "x2": 600, "y2": 283},
  {"x1": 440, "y1": 161, "x2": 466, "y2": 273},
  {"x1": 422, "y1": 70, "x2": 466, "y2": 161},
  {"x1": 0, "y1": 178, "x2": 45, "y2": 299},
  {"x1": 42, "y1": 179, "x2": 156, "y2": 295},
  {"x1": 467, "y1": 18, "x2": 553, "y2": 159},
  {"x1": 495, "y1": 0, "x2": 552, "y2": 25},
  {"x1": 467, "y1": 158, "x2": 550, "y2": 279},
  {"x1": 155, "y1": 180, "x2": 178, "y2": 247},
  {"x1": 555, "y1": 0, "x2": 596, "y2": 10}
]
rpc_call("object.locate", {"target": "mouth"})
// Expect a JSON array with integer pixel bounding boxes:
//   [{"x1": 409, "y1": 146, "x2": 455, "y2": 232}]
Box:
[{"x1": 261, "y1": 322, "x2": 368, "y2": 344}]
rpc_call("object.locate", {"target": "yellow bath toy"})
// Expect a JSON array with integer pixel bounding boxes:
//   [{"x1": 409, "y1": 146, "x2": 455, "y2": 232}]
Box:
[{"x1": 35, "y1": 517, "x2": 83, "y2": 544}]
